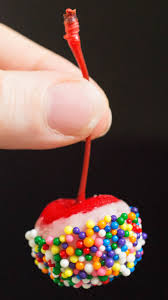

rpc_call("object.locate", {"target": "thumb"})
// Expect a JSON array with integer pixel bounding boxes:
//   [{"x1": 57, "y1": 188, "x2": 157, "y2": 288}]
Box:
[{"x1": 0, "y1": 70, "x2": 111, "y2": 149}]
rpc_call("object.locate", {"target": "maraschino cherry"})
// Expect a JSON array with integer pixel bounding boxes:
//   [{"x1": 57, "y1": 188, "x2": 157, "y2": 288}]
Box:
[{"x1": 25, "y1": 9, "x2": 147, "y2": 289}]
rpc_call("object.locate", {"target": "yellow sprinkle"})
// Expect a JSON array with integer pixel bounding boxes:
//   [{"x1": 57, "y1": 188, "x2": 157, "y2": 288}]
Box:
[
  {"x1": 34, "y1": 245, "x2": 39, "y2": 253},
  {"x1": 127, "y1": 224, "x2": 133, "y2": 231},
  {"x1": 86, "y1": 220, "x2": 95, "y2": 229},
  {"x1": 64, "y1": 226, "x2": 73, "y2": 234},
  {"x1": 51, "y1": 245, "x2": 60, "y2": 255},
  {"x1": 59, "y1": 235, "x2": 66, "y2": 243},
  {"x1": 64, "y1": 268, "x2": 73, "y2": 277},
  {"x1": 120, "y1": 224, "x2": 127, "y2": 231},
  {"x1": 127, "y1": 262, "x2": 134, "y2": 269},
  {"x1": 112, "y1": 263, "x2": 121, "y2": 272},
  {"x1": 34, "y1": 259, "x2": 39, "y2": 265},
  {"x1": 70, "y1": 255, "x2": 78, "y2": 263},
  {"x1": 61, "y1": 272, "x2": 68, "y2": 279},
  {"x1": 104, "y1": 215, "x2": 111, "y2": 223},
  {"x1": 41, "y1": 248, "x2": 46, "y2": 254},
  {"x1": 129, "y1": 231, "x2": 134, "y2": 237}
]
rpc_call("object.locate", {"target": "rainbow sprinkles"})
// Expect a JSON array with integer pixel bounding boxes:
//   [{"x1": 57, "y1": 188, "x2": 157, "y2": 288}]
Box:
[{"x1": 25, "y1": 207, "x2": 148, "y2": 289}]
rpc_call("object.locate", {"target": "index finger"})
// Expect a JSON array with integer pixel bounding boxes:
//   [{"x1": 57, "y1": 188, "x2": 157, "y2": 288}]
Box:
[{"x1": 0, "y1": 24, "x2": 79, "y2": 73}]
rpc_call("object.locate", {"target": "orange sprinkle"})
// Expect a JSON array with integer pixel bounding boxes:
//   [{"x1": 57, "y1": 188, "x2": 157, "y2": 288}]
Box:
[
  {"x1": 129, "y1": 236, "x2": 136, "y2": 243},
  {"x1": 42, "y1": 268, "x2": 48, "y2": 274},
  {"x1": 98, "y1": 220, "x2": 106, "y2": 229},
  {"x1": 76, "y1": 262, "x2": 84, "y2": 270},
  {"x1": 66, "y1": 246, "x2": 75, "y2": 256},
  {"x1": 106, "y1": 269, "x2": 112, "y2": 276},
  {"x1": 93, "y1": 256, "x2": 100, "y2": 262},
  {"x1": 126, "y1": 250, "x2": 130, "y2": 256},
  {"x1": 84, "y1": 237, "x2": 94, "y2": 247},
  {"x1": 128, "y1": 212, "x2": 136, "y2": 220},
  {"x1": 43, "y1": 256, "x2": 47, "y2": 263},
  {"x1": 86, "y1": 228, "x2": 94, "y2": 237},
  {"x1": 111, "y1": 230, "x2": 117, "y2": 235},
  {"x1": 93, "y1": 261, "x2": 101, "y2": 270},
  {"x1": 50, "y1": 274, "x2": 54, "y2": 280},
  {"x1": 112, "y1": 270, "x2": 119, "y2": 276}
]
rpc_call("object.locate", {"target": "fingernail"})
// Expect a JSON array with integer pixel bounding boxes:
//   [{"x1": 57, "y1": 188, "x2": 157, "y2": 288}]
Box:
[{"x1": 47, "y1": 79, "x2": 109, "y2": 136}]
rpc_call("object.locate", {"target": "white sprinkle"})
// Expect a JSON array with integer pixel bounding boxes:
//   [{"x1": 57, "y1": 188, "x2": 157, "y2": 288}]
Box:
[
  {"x1": 98, "y1": 229, "x2": 106, "y2": 237},
  {"x1": 123, "y1": 268, "x2": 131, "y2": 277},
  {"x1": 126, "y1": 241, "x2": 132, "y2": 249},
  {"x1": 91, "y1": 277, "x2": 100, "y2": 285},
  {"x1": 45, "y1": 250, "x2": 53, "y2": 260},
  {"x1": 28, "y1": 239, "x2": 35, "y2": 248},
  {"x1": 31, "y1": 251, "x2": 36, "y2": 258},
  {"x1": 64, "y1": 281, "x2": 70, "y2": 287},
  {"x1": 38, "y1": 263, "x2": 44, "y2": 270},
  {"x1": 84, "y1": 263, "x2": 93, "y2": 274},
  {"x1": 115, "y1": 248, "x2": 122, "y2": 255},
  {"x1": 30, "y1": 229, "x2": 37, "y2": 239},
  {"x1": 60, "y1": 259, "x2": 69, "y2": 268},
  {"x1": 82, "y1": 279, "x2": 90, "y2": 284},
  {"x1": 99, "y1": 245, "x2": 106, "y2": 251},
  {"x1": 78, "y1": 256, "x2": 85, "y2": 262},
  {"x1": 25, "y1": 231, "x2": 31, "y2": 240},
  {"x1": 120, "y1": 265, "x2": 127, "y2": 273},
  {"x1": 127, "y1": 254, "x2": 136, "y2": 263},
  {"x1": 72, "y1": 277, "x2": 80, "y2": 284},
  {"x1": 82, "y1": 284, "x2": 91, "y2": 289},
  {"x1": 119, "y1": 257, "x2": 126, "y2": 264}
]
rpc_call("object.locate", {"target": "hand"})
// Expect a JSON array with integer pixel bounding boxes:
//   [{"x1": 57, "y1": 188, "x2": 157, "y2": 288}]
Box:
[{"x1": 0, "y1": 24, "x2": 112, "y2": 149}]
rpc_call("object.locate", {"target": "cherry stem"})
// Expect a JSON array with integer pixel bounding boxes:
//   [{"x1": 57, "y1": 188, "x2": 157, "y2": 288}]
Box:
[{"x1": 63, "y1": 9, "x2": 91, "y2": 203}]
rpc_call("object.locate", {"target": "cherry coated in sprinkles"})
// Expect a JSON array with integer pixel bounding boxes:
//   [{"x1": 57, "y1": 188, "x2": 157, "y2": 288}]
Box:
[{"x1": 25, "y1": 8, "x2": 148, "y2": 289}]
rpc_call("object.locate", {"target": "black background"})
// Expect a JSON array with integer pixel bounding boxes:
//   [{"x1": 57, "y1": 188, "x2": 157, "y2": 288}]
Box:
[{"x1": 0, "y1": 1, "x2": 167, "y2": 299}]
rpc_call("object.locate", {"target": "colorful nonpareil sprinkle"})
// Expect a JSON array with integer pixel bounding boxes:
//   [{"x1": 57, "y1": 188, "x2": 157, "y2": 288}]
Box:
[{"x1": 25, "y1": 207, "x2": 147, "y2": 289}]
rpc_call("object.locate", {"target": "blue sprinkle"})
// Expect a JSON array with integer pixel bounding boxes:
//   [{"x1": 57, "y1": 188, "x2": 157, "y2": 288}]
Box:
[
  {"x1": 137, "y1": 257, "x2": 142, "y2": 262},
  {"x1": 94, "y1": 226, "x2": 100, "y2": 232},
  {"x1": 105, "y1": 225, "x2": 111, "y2": 232},
  {"x1": 121, "y1": 245, "x2": 128, "y2": 252},
  {"x1": 113, "y1": 254, "x2": 119, "y2": 261},
  {"x1": 112, "y1": 235, "x2": 119, "y2": 242},
  {"x1": 110, "y1": 277, "x2": 114, "y2": 282},
  {"x1": 111, "y1": 221, "x2": 119, "y2": 229},
  {"x1": 103, "y1": 239, "x2": 110, "y2": 246},
  {"x1": 106, "y1": 245, "x2": 112, "y2": 252},
  {"x1": 136, "y1": 213, "x2": 140, "y2": 218},
  {"x1": 130, "y1": 267, "x2": 135, "y2": 272}
]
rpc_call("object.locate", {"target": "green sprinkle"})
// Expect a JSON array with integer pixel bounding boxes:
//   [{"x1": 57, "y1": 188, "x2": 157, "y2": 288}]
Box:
[
  {"x1": 101, "y1": 260, "x2": 105, "y2": 266},
  {"x1": 75, "y1": 248, "x2": 83, "y2": 256},
  {"x1": 106, "y1": 232, "x2": 112, "y2": 239},
  {"x1": 112, "y1": 243, "x2": 118, "y2": 250},
  {"x1": 53, "y1": 278, "x2": 60, "y2": 284},
  {"x1": 117, "y1": 217, "x2": 125, "y2": 225},
  {"x1": 85, "y1": 254, "x2": 92, "y2": 261},
  {"x1": 34, "y1": 236, "x2": 42, "y2": 245},
  {"x1": 53, "y1": 267, "x2": 61, "y2": 275},
  {"x1": 58, "y1": 281, "x2": 64, "y2": 287},
  {"x1": 121, "y1": 213, "x2": 128, "y2": 220},
  {"x1": 39, "y1": 238, "x2": 46, "y2": 247},
  {"x1": 87, "y1": 275, "x2": 93, "y2": 279},
  {"x1": 53, "y1": 237, "x2": 61, "y2": 246},
  {"x1": 54, "y1": 254, "x2": 61, "y2": 262},
  {"x1": 124, "y1": 231, "x2": 129, "y2": 237},
  {"x1": 132, "y1": 217, "x2": 138, "y2": 224},
  {"x1": 98, "y1": 276, "x2": 109, "y2": 282}
]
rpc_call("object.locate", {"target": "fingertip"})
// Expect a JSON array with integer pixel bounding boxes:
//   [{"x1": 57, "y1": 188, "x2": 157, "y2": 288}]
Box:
[{"x1": 91, "y1": 108, "x2": 112, "y2": 139}]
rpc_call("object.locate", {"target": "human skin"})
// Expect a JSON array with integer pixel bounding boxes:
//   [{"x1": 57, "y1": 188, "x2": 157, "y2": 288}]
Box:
[{"x1": 0, "y1": 24, "x2": 112, "y2": 150}]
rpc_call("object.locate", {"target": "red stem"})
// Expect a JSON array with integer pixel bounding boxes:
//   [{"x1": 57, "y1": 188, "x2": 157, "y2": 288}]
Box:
[
  {"x1": 63, "y1": 9, "x2": 91, "y2": 203},
  {"x1": 68, "y1": 42, "x2": 91, "y2": 203}
]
